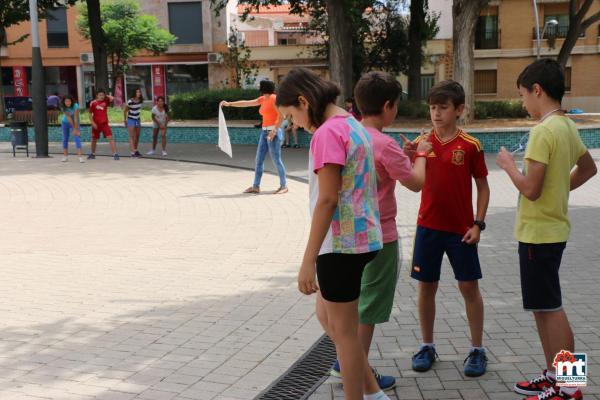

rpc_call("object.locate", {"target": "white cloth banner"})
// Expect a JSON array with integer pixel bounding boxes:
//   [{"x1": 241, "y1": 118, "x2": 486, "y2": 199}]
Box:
[{"x1": 218, "y1": 106, "x2": 233, "y2": 158}]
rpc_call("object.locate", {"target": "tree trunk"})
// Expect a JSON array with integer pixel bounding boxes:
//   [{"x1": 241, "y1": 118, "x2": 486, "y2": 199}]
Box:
[
  {"x1": 0, "y1": 30, "x2": 5, "y2": 121},
  {"x1": 408, "y1": 0, "x2": 425, "y2": 101},
  {"x1": 326, "y1": 0, "x2": 353, "y2": 105},
  {"x1": 452, "y1": 0, "x2": 488, "y2": 124},
  {"x1": 557, "y1": 0, "x2": 600, "y2": 68},
  {"x1": 86, "y1": 0, "x2": 109, "y2": 93}
]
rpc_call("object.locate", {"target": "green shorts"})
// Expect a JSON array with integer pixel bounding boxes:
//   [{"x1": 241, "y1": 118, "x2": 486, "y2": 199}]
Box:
[{"x1": 358, "y1": 240, "x2": 399, "y2": 325}]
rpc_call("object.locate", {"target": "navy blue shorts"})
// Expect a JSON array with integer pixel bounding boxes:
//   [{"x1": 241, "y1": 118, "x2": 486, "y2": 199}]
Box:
[
  {"x1": 519, "y1": 242, "x2": 565, "y2": 311},
  {"x1": 411, "y1": 226, "x2": 482, "y2": 282}
]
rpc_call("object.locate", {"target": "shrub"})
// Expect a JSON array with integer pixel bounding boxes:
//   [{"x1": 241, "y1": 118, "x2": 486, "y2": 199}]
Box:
[
  {"x1": 474, "y1": 100, "x2": 528, "y2": 119},
  {"x1": 396, "y1": 100, "x2": 430, "y2": 119},
  {"x1": 170, "y1": 88, "x2": 261, "y2": 120}
]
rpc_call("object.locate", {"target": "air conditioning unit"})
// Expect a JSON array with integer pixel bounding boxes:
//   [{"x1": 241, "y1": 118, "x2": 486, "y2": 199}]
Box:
[
  {"x1": 80, "y1": 52, "x2": 94, "y2": 64},
  {"x1": 207, "y1": 52, "x2": 223, "y2": 64}
]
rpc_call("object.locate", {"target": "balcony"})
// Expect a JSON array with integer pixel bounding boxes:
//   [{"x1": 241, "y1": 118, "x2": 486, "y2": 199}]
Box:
[
  {"x1": 532, "y1": 25, "x2": 584, "y2": 39},
  {"x1": 475, "y1": 30, "x2": 499, "y2": 50}
]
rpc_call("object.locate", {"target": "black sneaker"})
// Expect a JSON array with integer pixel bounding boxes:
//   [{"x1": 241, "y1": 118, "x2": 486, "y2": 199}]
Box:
[
  {"x1": 134, "y1": 150, "x2": 142, "y2": 158},
  {"x1": 87, "y1": 153, "x2": 96, "y2": 160},
  {"x1": 514, "y1": 370, "x2": 556, "y2": 396}
]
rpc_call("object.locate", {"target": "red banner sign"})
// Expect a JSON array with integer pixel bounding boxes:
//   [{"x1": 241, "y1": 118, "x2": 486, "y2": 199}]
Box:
[
  {"x1": 12, "y1": 67, "x2": 28, "y2": 97},
  {"x1": 152, "y1": 65, "x2": 165, "y2": 100}
]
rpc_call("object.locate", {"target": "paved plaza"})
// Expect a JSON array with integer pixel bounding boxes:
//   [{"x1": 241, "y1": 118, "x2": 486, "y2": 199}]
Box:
[{"x1": 0, "y1": 143, "x2": 599, "y2": 400}]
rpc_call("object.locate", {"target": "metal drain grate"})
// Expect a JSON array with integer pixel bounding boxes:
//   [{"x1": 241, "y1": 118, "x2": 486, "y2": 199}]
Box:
[{"x1": 254, "y1": 334, "x2": 337, "y2": 400}]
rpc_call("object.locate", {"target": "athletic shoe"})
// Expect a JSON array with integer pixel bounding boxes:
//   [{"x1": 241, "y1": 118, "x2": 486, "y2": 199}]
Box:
[
  {"x1": 131, "y1": 152, "x2": 136, "y2": 158},
  {"x1": 162, "y1": 150, "x2": 168, "y2": 156},
  {"x1": 329, "y1": 360, "x2": 396, "y2": 390},
  {"x1": 61, "y1": 156, "x2": 68, "y2": 162},
  {"x1": 146, "y1": 149, "x2": 156, "y2": 155},
  {"x1": 412, "y1": 345, "x2": 438, "y2": 372},
  {"x1": 79, "y1": 157, "x2": 85, "y2": 163},
  {"x1": 87, "y1": 154, "x2": 96, "y2": 160},
  {"x1": 113, "y1": 154, "x2": 120, "y2": 161},
  {"x1": 515, "y1": 370, "x2": 556, "y2": 395},
  {"x1": 463, "y1": 348, "x2": 487, "y2": 377},
  {"x1": 134, "y1": 150, "x2": 142, "y2": 158},
  {"x1": 522, "y1": 386, "x2": 583, "y2": 399}
]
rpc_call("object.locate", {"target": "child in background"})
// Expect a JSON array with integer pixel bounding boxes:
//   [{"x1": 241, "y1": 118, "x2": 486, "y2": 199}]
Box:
[
  {"x1": 88, "y1": 89, "x2": 119, "y2": 160},
  {"x1": 497, "y1": 58, "x2": 597, "y2": 400},
  {"x1": 148, "y1": 96, "x2": 170, "y2": 156},
  {"x1": 282, "y1": 116, "x2": 299, "y2": 148},
  {"x1": 329, "y1": 71, "x2": 431, "y2": 390},
  {"x1": 60, "y1": 95, "x2": 84, "y2": 163},
  {"x1": 410, "y1": 80, "x2": 490, "y2": 378},
  {"x1": 277, "y1": 67, "x2": 387, "y2": 400}
]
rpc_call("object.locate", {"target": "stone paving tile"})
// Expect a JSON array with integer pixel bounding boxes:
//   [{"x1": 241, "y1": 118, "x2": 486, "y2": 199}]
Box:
[{"x1": 0, "y1": 146, "x2": 598, "y2": 400}]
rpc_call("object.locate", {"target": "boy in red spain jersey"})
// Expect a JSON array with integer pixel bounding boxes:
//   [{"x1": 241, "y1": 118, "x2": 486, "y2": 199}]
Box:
[
  {"x1": 410, "y1": 81, "x2": 491, "y2": 378},
  {"x1": 88, "y1": 88, "x2": 120, "y2": 160}
]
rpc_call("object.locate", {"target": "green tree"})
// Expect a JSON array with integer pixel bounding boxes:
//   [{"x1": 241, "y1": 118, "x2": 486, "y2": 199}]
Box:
[
  {"x1": 407, "y1": 0, "x2": 440, "y2": 100},
  {"x1": 77, "y1": 0, "x2": 176, "y2": 95},
  {"x1": 221, "y1": 27, "x2": 259, "y2": 88},
  {"x1": 0, "y1": 0, "x2": 77, "y2": 120},
  {"x1": 556, "y1": 0, "x2": 600, "y2": 68}
]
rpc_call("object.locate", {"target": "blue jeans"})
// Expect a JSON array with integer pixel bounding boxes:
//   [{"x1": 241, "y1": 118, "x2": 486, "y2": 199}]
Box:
[
  {"x1": 253, "y1": 129, "x2": 287, "y2": 188},
  {"x1": 62, "y1": 121, "x2": 82, "y2": 150}
]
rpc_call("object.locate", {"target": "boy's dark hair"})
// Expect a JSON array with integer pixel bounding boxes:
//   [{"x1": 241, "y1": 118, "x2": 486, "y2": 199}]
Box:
[
  {"x1": 95, "y1": 88, "x2": 106, "y2": 95},
  {"x1": 354, "y1": 71, "x2": 403, "y2": 116},
  {"x1": 61, "y1": 94, "x2": 75, "y2": 109},
  {"x1": 428, "y1": 80, "x2": 465, "y2": 108},
  {"x1": 259, "y1": 80, "x2": 275, "y2": 94},
  {"x1": 517, "y1": 58, "x2": 565, "y2": 103},
  {"x1": 345, "y1": 97, "x2": 354, "y2": 104},
  {"x1": 276, "y1": 68, "x2": 340, "y2": 128}
]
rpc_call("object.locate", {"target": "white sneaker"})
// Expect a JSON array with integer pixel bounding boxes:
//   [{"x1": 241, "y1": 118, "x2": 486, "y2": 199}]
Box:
[
  {"x1": 162, "y1": 150, "x2": 168, "y2": 156},
  {"x1": 79, "y1": 157, "x2": 85, "y2": 163},
  {"x1": 61, "y1": 156, "x2": 68, "y2": 162},
  {"x1": 146, "y1": 149, "x2": 156, "y2": 155}
]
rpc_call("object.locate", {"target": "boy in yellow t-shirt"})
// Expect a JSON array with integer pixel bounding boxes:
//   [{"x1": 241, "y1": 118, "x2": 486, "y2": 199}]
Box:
[{"x1": 497, "y1": 59, "x2": 597, "y2": 400}]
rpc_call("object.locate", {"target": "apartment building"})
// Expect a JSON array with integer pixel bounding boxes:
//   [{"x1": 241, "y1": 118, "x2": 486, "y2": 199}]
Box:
[{"x1": 0, "y1": 0, "x2": 229, "y2": 106}]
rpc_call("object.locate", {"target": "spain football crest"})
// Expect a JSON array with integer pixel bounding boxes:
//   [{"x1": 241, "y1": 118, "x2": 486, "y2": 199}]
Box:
[{"x1": 452, "y1": 149, "x2": 465, "y2": 165}]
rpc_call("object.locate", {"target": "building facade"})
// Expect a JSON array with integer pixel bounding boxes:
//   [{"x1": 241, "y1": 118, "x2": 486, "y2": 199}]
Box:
[
  {"x1": 0, "y1": 0, "x2": 228, "y2": 107},
  {"x1": 424, "y1": 0, "x2": 600, "y2": 111}
]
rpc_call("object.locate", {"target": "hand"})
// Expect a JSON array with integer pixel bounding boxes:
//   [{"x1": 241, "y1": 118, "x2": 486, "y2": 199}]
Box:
[
  {"x1": 416, "y1": 134, "x2": 432, "y2": 154},
  {"x1": 73, "y1": 129, "x2": 81, "y2": 137},
  {"x1": 462, "y1": 226, "x2": 481, "y2": 245},
  {"x1": 298, "y1": 259, "x2": 319, "y2": 295},
  {"x1": 496, "y1": 146, "x2": 515, "y2": 170},
  {"x1": 91, "y1": 122, "x2": 97, "y2": 130},
  {"x1": 399, "y1": 134, "x2": 417, "y2": 157},
  {"x1": 267, "y1": 130, "x2": 276, "y2": 141},
  {"x1": 220, "y1": 100, "x2": 229, "y2": 108},
  {"x1": 124, "y1": 120, "x2": 128, "y2": 128}
]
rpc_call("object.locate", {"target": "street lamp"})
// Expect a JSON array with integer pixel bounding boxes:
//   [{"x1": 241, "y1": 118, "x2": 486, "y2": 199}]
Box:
[{"x1": 29, "y1": 0, "x2": 49, "y2": 157}]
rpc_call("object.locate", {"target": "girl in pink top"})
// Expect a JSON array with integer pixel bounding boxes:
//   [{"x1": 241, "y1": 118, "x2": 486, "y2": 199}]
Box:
[{"x1": 277, "y1": 68, "x2": 387, "y2": 400}]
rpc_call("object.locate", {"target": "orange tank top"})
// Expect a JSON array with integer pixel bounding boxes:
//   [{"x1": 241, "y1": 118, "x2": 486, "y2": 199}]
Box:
[{"x1": 258, "y1": 94, "x2": 279, "y2": 127}]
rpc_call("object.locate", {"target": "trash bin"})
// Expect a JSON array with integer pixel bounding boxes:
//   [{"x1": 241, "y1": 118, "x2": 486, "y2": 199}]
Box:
[{"x1": 10, "y1": 121, "x2": 29, "y2": 157}]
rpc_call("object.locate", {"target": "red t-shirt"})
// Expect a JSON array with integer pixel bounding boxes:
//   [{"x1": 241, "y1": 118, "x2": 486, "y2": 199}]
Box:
[
  {"x1": 89, "y1": 99, "x2": 110, "y2": 125},
  {"x1": 417, "y1": 129, "x2": 488, "y2": 235}
]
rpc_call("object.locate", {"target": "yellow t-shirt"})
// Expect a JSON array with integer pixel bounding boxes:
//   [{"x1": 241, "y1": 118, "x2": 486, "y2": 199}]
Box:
[{"x1": 515, "y1": 115, "x2": 587, "y2": 244}]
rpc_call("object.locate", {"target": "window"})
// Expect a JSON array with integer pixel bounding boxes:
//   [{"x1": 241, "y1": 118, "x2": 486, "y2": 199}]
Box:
[
  {"x1": 420, "y1": 74, "x2": 435, "y2": 100},
  {"x1": 564, "y1": 67, "x2": 571, "y2": 92},
  {"x1": 475, "y1": 15, "x2": 499, "y2": 49},
  {"x1": 544, "y1": 14, "x2": 569, "y2": 38},
  {"x1": 474, "y1": 70, "x2": 497, "y2": 94},
  {"x1": 166, "y1": 64, "x2": 208, "y2": 97},
  {"x1": 46, "y1": 7, "x2": 69, "y2": 48},
  {"x1": 168, "y1": 2, "x2": 203, "y2": 44},
  {"x1": 278, "y1": 38, "x2": 297, "y2": 45}
]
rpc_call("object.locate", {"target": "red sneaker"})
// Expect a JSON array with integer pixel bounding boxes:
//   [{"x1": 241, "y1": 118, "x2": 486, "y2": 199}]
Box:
[
  {"x1": 515, "y1": 370, "x2": 556, "y2": 395},
  {"x1": 523, "y1": 386, "x2": 583, "y2": 399}
]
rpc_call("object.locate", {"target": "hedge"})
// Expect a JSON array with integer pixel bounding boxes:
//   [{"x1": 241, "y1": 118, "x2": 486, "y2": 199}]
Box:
[
  {"x1": 169, "y1": 89, "x2": 528, "y2": 120},
  {"x1": 170, "y1": 88, "x2": 261, "y2": 120}
]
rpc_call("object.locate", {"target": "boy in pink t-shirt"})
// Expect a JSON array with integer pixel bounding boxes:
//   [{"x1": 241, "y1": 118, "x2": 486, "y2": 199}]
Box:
[{"x1": 329, "y1": 71, "x2": 431, "y2": 390}]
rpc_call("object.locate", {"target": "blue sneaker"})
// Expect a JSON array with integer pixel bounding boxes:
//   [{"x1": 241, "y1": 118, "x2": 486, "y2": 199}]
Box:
[
  {"x1": 113, "y1": 153, "x2": 120, "y2": 160},
  {"x1": 412, "y1": 345, "x2": 438, "y2": 372},
  {"x1": 463, "y1": 348, "x2": 487, "y2": 377},
  {"x1": 329, "y1": 360, "x2": 396, "y2": 390}
]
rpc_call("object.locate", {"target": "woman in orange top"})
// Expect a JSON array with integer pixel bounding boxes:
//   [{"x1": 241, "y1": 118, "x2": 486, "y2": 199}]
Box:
[{"x1": 221, "y1": 80, "x2": 288, "y2": 194}]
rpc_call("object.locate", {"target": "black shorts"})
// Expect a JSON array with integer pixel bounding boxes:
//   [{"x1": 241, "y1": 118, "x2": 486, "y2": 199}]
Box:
[
  {"x1": 519, "y1": 242, "x2": 566, "y2": 311},
  {"x1": 316, "y1": 251, "x2": 378, "y2": 303},
  {"x1": 411, "y1": 226, "x2": 482, "y2": 282}
]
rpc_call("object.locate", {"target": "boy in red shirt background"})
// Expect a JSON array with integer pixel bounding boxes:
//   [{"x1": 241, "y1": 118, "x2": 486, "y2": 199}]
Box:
[
  {"x1": 410, "y1": 80, "x2": 490, "y2": 378},
  {"x1": 88, "y1": 88, "x2": 120, "y2": 160}
]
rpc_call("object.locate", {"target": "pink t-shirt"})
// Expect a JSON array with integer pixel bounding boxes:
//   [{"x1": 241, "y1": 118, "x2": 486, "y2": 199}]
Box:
[
  {"x1": 309, "y1": 115, "x2": 382, "y2": 255},
  {"x1": 366, "y1": 127, "x2": 413, "y2": 243}
]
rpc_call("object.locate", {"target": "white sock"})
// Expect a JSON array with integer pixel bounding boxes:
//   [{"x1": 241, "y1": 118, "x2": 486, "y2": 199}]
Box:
[
  {"x1": 364, "y1": 391, "x2": 390, "y2": 400},
  {"x1": 545, "y1": 370, "x2": 556, "y2": 380},
  {"x1": 560, "y1": 386, "x2": 578, "y2": 395},
  {"x1": 422, "y1": 343, "x2": 435, "y2": 349}
]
